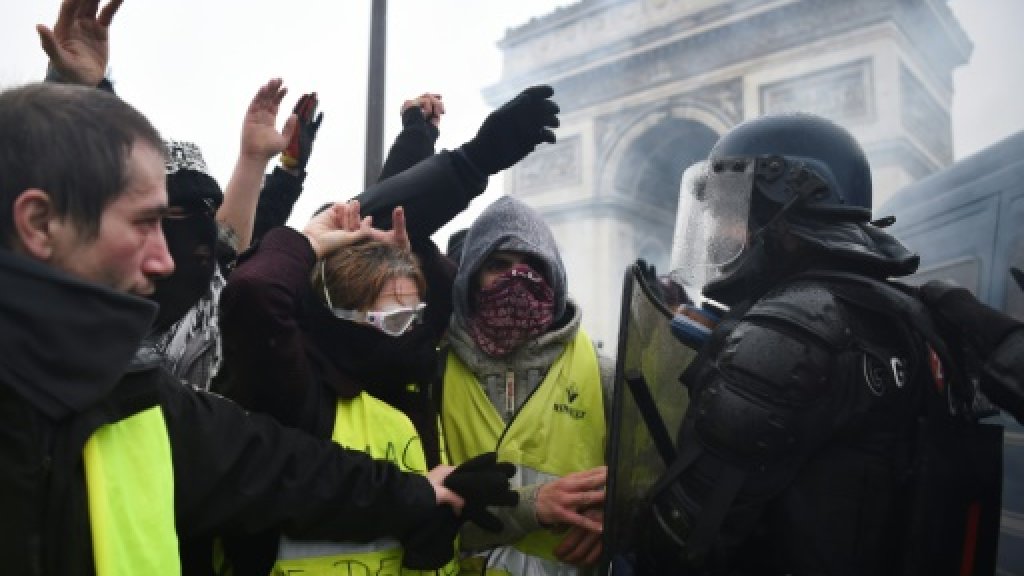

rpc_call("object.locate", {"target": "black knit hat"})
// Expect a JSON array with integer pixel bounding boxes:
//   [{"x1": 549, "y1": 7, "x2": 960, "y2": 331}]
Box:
[{"x1": 164, "y1": 139, "x2": 223, "y2": 211}]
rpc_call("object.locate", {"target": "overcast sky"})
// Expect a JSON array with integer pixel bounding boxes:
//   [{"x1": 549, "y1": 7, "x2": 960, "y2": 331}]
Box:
[{"x1": 2, "y1": 1, "x2": 1021, "y2": 247}]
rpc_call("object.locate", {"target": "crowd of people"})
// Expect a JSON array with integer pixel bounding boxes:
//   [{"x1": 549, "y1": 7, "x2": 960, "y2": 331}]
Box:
[{"x1": 3, "y1": 1, "x2": 1024, "y2": 575}]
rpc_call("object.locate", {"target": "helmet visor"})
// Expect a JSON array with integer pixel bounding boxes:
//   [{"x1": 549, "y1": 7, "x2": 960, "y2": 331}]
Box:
[{"x1": 669, "y1": 160, "x2": 753, "y2": 291}]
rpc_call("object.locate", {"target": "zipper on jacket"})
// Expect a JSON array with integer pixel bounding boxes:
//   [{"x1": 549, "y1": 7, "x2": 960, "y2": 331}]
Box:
[{"x1": 504, "y1": 370, "x2": 515, "y2": 422}]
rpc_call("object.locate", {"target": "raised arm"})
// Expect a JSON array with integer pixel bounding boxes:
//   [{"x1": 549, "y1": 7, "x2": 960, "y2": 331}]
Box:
[
  {"x1": 251, "y1": 92, "x2": 323, "y2": 244},
  {"x1": 218, "y1": 78, "x2": 297, "y2": 251},
  {"x1": 37, "y1": 0, "x2": 122, "y2": 88},
  {"x1": 355, "y1": 85, "x2": 561, "y2": 240},
  {"x1": 378, "y1": 92, "x2": 444, "y2": 181}
]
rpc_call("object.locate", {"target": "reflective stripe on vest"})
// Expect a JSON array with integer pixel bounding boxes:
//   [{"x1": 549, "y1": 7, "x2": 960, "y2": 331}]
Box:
[
  {"x1": 274, "y1": 391, "x2": 459, "y2": 576},
  {"x1": 83, "y1": 405, "x2": 179, "y2": 576},
  {"x1": 443, "y1": 329, "x2": 605, "y2": 575}
]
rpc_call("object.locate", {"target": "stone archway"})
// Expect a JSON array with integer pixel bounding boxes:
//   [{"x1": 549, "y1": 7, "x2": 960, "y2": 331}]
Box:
[{"x1": 609, "y1": 116, "x2": 719, "y2": 270}]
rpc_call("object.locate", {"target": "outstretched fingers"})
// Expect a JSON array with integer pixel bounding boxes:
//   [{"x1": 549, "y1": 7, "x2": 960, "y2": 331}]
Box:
[
  {"x1": 54, "y1": 0, "x2": 80, "y2": 38},
  {"x1": 97, "y1": 0, "x2": 123, "y2": 27},
  {"x1": 74, "y1": 0, "x2": 100, "y2": 21},
  {"x1": 36, "y1": 25, "x2": 62, "y2": 61},
  {"x1": 391, "y1": 206, "x2": 410, "y2": 251}
]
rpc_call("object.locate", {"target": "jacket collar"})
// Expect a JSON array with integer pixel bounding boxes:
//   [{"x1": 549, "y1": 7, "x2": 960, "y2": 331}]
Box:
[{"x1": 0, "y1": 249, "x2": 156, "y2": 420}]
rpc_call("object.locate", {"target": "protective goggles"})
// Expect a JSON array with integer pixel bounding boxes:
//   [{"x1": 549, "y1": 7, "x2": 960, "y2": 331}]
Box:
[
  {"x1": 320, "y1": 261, "x2": 426, "y2": 336},
  {"x1": 329, "y1": 303, "x2": 426, "y2": 337}
]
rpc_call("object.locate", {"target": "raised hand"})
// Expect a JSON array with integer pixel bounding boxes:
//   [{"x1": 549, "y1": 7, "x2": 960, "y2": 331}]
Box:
[
  {"x1": 241, "y1": 78, "x2": 296, "y2": 163},
  {"x1": 280, "y1": 92, "x2": 323, "y2": 174},
  {"x1": 364, "y1": 206, "x2": 411, "y2": 252},
  {"x1": 460, "y1": 84, "x2": 560, "y2": 175},
  {"x1": 37, "y1": 0, "x2": 123, "y2": 86},
  {"x1": 302, "y1": 200, "x2": 372, "y2": 259},
  {"x1": 401, "y1": 92, "x2": 445, "y2": 127}
]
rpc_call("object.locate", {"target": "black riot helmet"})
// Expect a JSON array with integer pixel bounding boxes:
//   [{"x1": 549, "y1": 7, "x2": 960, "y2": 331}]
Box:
[
  {"x1": 670, "y1": 114, "x2": 883, "y2": 304},
  {"x1": 709, "y1": 112, "x2": 873, "y2": 221}
]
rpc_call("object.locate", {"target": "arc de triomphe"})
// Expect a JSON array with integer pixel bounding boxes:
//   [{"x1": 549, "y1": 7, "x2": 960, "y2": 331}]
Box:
[{"x1": 484, "y1": 0, "x2": 970, "y2": 348}]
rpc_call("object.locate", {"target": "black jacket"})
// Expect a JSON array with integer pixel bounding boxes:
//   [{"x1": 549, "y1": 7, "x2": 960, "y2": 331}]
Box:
[
  {"x1": 0, "y1": 249, "x2": 438, "y2": 576},
  {"x1": 251, "y1": 166, "x2": 305, "y2": 246}
]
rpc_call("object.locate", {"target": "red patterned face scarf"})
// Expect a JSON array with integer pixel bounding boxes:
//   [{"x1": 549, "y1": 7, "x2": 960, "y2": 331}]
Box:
[{"x1": 469, "y1": 264, "x2": 555, "y2": 357}]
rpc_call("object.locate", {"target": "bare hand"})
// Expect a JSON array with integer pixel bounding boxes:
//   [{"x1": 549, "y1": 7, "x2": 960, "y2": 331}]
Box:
[
  {"x1": 427, "y1": 465, "x2": 464, "y2": 514},
  {"x1": 364, "y1": 206, "x2": 411, "y2": 251},
  {"x1": 241, "y1": 78, "x2": 296, "y2": 162},
  {"x1": 401, "y1": 92, "x2": 444, "y2": 127},
  {"x1": 554, "y1": 507, "x2": 604, "y2": 566},
  {"x1": 302, "y1": 200, "x2": 372, "y2": 259},
  {"x1": 535, "y1": 466, "x2": 606, "y2": 533},
  {"x1": 37, "y1": 0, "x2": 123, "y2": 86}
]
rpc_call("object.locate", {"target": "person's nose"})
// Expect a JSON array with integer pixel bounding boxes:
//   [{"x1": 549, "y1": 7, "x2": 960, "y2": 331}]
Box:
[{"x1": 144, "y1": 228, "x2": 176, "y2": 278}]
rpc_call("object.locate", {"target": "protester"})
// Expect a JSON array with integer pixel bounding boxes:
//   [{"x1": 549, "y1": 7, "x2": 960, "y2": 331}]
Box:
[
  {"x1": 215, "y1": 92, "x2": 468, "y2": 574},
  {"x1": 217, "y1": 85, "x2": 566, "y2": 573},
  {"x1": 37, "y1": 0, "x2": 319, "y2": 391},
  {"x1": 142, "y1": 78, "x2": 295, "y2": 391},
  {"x1": 439, "y1": 195, "x2": 613, "y2": 575},
  {"x1": 0, "y1": 80, "x2": 522, "y2": 576}
]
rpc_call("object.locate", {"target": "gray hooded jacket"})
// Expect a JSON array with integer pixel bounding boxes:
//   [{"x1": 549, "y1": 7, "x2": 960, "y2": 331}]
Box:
[{"x1": 447, "y1": 197, "x2": 613, "y2": 565}]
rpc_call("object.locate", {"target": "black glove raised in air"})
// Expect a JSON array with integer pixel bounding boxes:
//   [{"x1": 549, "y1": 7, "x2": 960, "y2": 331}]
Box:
[
  {"x1": 401, "y1": 452, "x2": 518, "y2": 570},
  {"x1": 460, "y1": 85, "x2": 559, "y2": 175},
  {"x1": 281, "y1": 92, "x2": 324, "y2": 173}
]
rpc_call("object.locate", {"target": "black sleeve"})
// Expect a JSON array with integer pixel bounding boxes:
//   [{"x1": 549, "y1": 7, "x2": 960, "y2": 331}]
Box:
[
  {"x1": 378, "y1": 107, "x2": 439, "y2": 182},
  {"x1": 44, "y1": 64, "x2": 115, "y2": 94},
  {"x1": 353, "y1": 150, "x2": 488, "y2": 240},
  {"x1": 162, "y1": 377, "x2": 437, "y2": 542},
  {"x1": 252, "y1": 168, "x2": 304, "y2": 244},
  {"x1": 982, "y1": 328, "x2": 1024, "y2": 424},
  {"x1": 650, "y1": 282, "x2": 858, "y2": 570},
  {"x1": 414, "y1": 239, "x2": 458, "y2": 343}
]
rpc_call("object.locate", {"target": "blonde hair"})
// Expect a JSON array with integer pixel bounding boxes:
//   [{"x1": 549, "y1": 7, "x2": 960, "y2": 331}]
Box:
[{"x1": 312, "y1": 240, "x2": 426, "y2": 311}]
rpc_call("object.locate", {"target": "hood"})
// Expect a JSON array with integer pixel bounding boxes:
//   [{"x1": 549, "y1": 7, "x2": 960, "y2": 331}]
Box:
[
  {"x1": 453, "y1": 196, "x2": 567, "y2": 328},
  {"x1": 0, "y1": 249, "x2": 156, "y2": 420}
]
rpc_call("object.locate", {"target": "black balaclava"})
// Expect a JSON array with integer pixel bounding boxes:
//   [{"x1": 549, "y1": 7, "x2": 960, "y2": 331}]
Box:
[{"x1": 150, "y1": 140, "x2": 224, "y2": 333}]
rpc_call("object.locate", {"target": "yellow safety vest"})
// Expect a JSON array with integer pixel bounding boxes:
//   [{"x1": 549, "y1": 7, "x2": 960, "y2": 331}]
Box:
[
  {"x1": 274, "y1": 390, "x2": 459, "y2": 576},
  {"x1": 83, "y1": 405, "x2": 179, "y2": 576},
  {"x1": 443, "y1": 329, "x2": 606, "y2": 576}
]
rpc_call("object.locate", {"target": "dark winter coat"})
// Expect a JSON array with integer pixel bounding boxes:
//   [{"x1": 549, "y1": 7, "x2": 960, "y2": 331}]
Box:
[{"x1": 0, "y1": 249, "x2": 438, "y2": 576}]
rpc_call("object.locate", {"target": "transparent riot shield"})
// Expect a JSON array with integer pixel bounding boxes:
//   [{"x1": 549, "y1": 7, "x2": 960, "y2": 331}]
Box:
[{"x1": 601, "y1": 262, "x2": 700, "y2": 573}]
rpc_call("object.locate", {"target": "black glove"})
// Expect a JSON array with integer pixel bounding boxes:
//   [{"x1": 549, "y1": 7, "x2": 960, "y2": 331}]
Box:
[
  {"x1": 444, "y1": 452, "x2": 519, "y2": 533},
  {"x1": 919, "y1": 279, "x2": 1022, "y2": 356},
  {"x1": 400, "y1": 505, "x2": 460, "y2": 570},
  {"x1": 460, "y1": 85, "x2": 559, "y2": 175},
  {"x1": 635, "y1": 258, "x2": 667, "y2": 305},
  {"x1": 400, "y1": 453, "x2": 516, "y2": 570},
  {"x1": 281, "y1": 92, "x2": 324, "y2": 173}
]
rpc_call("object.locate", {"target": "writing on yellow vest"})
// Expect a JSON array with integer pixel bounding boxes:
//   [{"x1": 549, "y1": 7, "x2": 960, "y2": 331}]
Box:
[
  {"x1": 442, "y1": 328, "x2": 605, "y2": 572},
  {"x1": 274, "y1": 390, "x2": 459, "y2": 576},
  {"x1": 84, "y1": 405, "x2": 179, "y2": 576}
]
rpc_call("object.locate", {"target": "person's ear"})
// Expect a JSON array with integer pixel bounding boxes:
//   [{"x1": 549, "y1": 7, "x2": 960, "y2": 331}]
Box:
[{"x1": 12, "y1": 189, "x2": 60, "y2": 260}]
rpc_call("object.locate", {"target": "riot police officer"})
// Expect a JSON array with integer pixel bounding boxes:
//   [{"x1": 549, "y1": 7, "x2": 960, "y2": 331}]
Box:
[{"x1": 637, "y1": 113, "x2": 1012, "y2": 575}]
